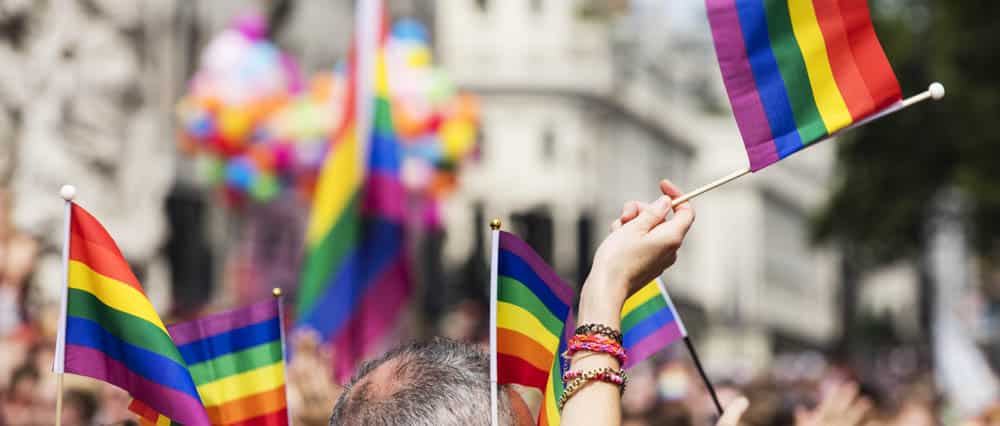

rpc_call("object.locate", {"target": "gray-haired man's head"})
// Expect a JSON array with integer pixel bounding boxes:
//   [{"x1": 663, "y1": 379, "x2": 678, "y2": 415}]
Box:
[{"x1": 329, "y1": 338, "x2": 519, "y2": 426}]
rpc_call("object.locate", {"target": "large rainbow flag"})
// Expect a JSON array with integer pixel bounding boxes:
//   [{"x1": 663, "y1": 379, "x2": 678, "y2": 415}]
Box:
[
  {"x1": 494, "y1": 230, "x2": 574, "y2": 426},
  {"x1": 296, "y1": 0, "x2": 411, "y2": 383},
  {"x1": 55, "y1": 203, "x2": 210, "y2": 426},
  {"x1": 128, "y1": 299, "x2": 288, "y2": 426},
  {"x1": 621, "y1": 279, "x2": 688, "y2": 369},
  {"x1": 707, "y1": 0, "x2": 902, "y2": 171}
]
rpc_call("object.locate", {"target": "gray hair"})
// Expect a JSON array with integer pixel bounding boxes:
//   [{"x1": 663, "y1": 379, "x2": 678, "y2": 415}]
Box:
[{"x1": 329, "y1": 338, "x2": 514, "y2": 426}]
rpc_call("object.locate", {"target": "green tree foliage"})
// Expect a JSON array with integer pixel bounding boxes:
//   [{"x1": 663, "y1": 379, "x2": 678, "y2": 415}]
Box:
[{"x1": 814, "y1": 0, "x2": 1000, "y2": 264}]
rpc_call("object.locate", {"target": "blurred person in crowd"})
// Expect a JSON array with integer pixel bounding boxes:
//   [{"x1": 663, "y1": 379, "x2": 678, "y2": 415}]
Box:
[
  {"x1": 289, "y1": 330, "x2": 344, "y2": 425},
  {"x1": 0, "y1": 189, "x2": 38, "y2": 337},
  {"x1": 95, "y1": 385, "x2": 134, "y2": 425},
  {"x1": 61, "y1": 388, "x2": 98, "y2": 426},
  {"x1": 2, "y1": 364, "x2": 41, "y2": 425}
]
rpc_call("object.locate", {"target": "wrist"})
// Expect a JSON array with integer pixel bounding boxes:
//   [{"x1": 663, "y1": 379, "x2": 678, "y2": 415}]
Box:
[{"x1": 577, "y1": 267, "x2": 628, "y2": 329}]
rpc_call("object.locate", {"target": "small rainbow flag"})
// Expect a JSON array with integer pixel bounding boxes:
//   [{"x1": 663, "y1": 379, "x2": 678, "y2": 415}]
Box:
[
  {"x1": 621, "y1": 279, "x2": 688, "y2": 369},
  {"x1": 55, "y1": 204, "x2": 210, "y2": 426},
  {"x1": 707, "y1": 0, "x2": 902, "y2": 171},
  {"x1": 129, "y1": 299, "x2": 288, "y2": 426},
  {"x1": 296, "y1": 0, "x2": 411, "y2": 383},
  {"x1": 493, "y1": 230, "x2": 574, "y2": 426}
]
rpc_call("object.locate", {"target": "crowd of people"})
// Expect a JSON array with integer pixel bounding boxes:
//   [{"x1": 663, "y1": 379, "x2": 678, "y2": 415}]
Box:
[{"x1": 1, "y1": 183, "x2": 998, "y2": 425}]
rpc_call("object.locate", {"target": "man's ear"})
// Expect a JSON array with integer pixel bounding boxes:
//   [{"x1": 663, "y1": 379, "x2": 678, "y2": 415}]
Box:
[{"x1": 504, "y1": 386, "x2": 537, "y2": 426}]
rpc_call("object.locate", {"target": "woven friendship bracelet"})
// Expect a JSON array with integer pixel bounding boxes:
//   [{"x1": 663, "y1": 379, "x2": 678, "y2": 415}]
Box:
[
  {"x1": 562, "y1": 334, "x2": 628, "y2": 366},
  {"x1": 574, "y1": 323, "x2": 623, "y2": 344},
  {"x1": 557, "y1": 367, "x2": 629, "y2": 409}
]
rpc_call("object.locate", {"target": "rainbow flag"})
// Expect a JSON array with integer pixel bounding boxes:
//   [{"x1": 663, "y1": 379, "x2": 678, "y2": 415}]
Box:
[
  {"x1": 621, "y1": 279, "x2": 688, "y2": 369},
  {"x1": 128, "y1": 299, "x2": 288, "y2": 426},
  {"x1": 494, "y1": 231, "x2": 574, "y2": 426},
  {"x1": 296, "y1": 1, "x2": 411, "y2": 383},
  {"x1": 55, "y1": 204, "x2": 210, "y2": 426},
  {"x1": 707, "y1": 0, "x2": 902, "y2": 171}
]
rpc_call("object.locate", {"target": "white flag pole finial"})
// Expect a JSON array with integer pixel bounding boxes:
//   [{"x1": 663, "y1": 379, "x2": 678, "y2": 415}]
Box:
[
  {"x1": 60, "y1": 185, "x2": 76, "y2": 201},
  {"x1": 929, "y1": 82, "x2": 946, "y2": 100}
]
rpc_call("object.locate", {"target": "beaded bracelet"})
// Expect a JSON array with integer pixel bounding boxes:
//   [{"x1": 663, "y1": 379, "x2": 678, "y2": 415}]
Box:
[
  {"x1": 574, "y1": 323, "x2": 623, "y2": 344},
  {"x1": 557, "y1": 367, "x2": 629, "y2": 409},
  {"x1": 562, "y1": 367, "x2": 629, "y2": 387},
  {"x1": 562, "y1": 334, "x2": 628, "y2": 366}
]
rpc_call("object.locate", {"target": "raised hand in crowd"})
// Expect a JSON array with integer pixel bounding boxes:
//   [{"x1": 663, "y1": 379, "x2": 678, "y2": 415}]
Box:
[
  {"x1": 795, "y1": 382, "x2": 872, "y2": 426},
  {"x1": 561, "y1": 179, "x2": 695, "y2": 426}
]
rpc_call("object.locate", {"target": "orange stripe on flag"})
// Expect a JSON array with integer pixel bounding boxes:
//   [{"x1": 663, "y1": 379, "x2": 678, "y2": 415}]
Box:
[
  {"x1": 497, "y1": 328, "x2": 552, "y2": 373},
  {"x1": 205, "y1": 385, "x2": 287, "y2": 425}
]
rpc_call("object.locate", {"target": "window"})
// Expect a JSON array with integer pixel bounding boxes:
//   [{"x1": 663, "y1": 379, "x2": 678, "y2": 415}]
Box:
[
  {"x1": 476, "y1": 0, "x2": 489, "y2": 12},
  {"x1": 541, "y1": 127, "x2": 556, "y2": 162},
  {"x1": 763, "y1": 194, "x2": 812, "y2": 292},
  {"x1": 531, "y1": 0, "x2": 543, "y2": 13}
]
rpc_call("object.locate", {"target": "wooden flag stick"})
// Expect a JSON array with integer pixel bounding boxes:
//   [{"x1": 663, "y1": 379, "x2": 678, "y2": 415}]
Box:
[
  {"x1": 671, "y1": 82, "x2": 946, "y2": 208},
  {"x1": 683, "y1": 336, "x2": 723, "y2": 416}
]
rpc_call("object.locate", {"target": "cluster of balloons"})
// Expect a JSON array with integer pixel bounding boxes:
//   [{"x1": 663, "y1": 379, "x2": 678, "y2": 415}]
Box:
[
  {"x1": 387, "y1": 19, "x2": 479, "y2": 199},
  {"x1": 176, "y1": 13, "x2": 477, "y2": 208}
]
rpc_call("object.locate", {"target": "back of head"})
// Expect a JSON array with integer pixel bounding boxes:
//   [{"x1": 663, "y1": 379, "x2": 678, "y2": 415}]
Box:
[{"x1": 329, "y1": 338, "x2": 512, "y2": 426}]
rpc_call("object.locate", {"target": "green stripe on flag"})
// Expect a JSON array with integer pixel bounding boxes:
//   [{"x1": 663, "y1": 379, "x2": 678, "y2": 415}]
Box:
[
  {"x1": 621, "y1": 296, "x2": 669, "y2": 333},
  {"x1": 298, "y1": 193, "x2": 361, "y2": 317},
  {"x1": 764, "y1": 0, "x2": 826, "y2": 143},
  {"x1": 498, "y1": 277, "x2": 565, "y2": 337},
  {"x1": 67, "y1": 288, "x2": 185, "y2": 365},
  {"x1": 187, "y1": 341, "x2": 283, "y2": 386}
]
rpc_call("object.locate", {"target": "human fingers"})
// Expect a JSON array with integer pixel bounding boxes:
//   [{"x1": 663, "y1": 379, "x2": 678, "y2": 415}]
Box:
[
  {"x1": 659, "y1": 179, "x2": 685, "y2": 200},
  {"x1": 628, "y1": 196, "x2": 672, "y2": 232},
  {"x1": 842, "y1": 397, "x2": 872, "y2": 426},
  {"x1": 716, "y1": 397, "x2": 750, "y2": 426},
  {"x1": 621, "y1": 201, "x2": 642, "y2": 222},
  {"x1": 829, "y1": 383, "x2": 859, "y2": 415},
  {"x1": 648, "y1": 202, "x2": 695, "y2": 248}
]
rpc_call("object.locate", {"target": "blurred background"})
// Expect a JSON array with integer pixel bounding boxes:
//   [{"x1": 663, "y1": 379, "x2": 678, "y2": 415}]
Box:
[{"x1": 0, "y1": 0, "x2": 997, "y2": 425}]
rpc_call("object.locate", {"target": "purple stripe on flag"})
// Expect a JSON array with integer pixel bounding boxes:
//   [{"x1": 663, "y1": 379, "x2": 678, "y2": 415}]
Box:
[
  {"x1": 362, "y1": 172, "x2": 406, "y2": 222},
  {"x1": 623, "y1": 322, "x2": 684, "y2": 369},
  {"x1": 331, "y1": 256, "x2": 411, "y2": 383},
  {"x1": 498, "y1": 232, "x2": 575, "y2": 306},
  {"x1": 707, "y1": 0, "x2": 779, "y2": 171},
  {"x1": 65, "y1": 344, "x2": 210, "y2": 426},
  {"x1": 168, "y1": 299, "x2": 279, "y2": 346}
]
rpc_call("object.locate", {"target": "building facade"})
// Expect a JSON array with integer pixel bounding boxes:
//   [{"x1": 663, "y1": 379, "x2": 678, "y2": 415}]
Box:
[{"x1": 435, "y1": 0, "x2": 844, "y2": 372}]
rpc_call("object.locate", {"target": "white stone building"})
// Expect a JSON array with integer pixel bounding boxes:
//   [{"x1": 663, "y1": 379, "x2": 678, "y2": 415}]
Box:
[{"x1": 435, "y1": 0, "x2": 848, "y2": 372}]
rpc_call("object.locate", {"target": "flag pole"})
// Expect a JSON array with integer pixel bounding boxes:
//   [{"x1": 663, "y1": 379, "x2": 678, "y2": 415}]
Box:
[
  {"x1": 273, "y1": 288, "x2": 292, "y2": 426},
  {"x1": 683, "y1": 336, "x2": 723, "y2": 416},
  {"x1": 488, "y1": 219, "x2": 502, "y2": 426},
  {"x1": 670, "y1": 82, "x2": 946, "y2": 208},
  {"x1": 53, "y1": 185, "x2": 76, "y2": 426}
]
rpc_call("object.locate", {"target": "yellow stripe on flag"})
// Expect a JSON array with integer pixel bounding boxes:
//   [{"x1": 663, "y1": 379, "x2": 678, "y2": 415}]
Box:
[
  {"x1": 68, "y1": 260, "x2": 168, "y2": 335},
  {"x1": 305, "y1": 129, "x2": 363, "y2": 246},
  {"x1": 196, "y1": 362, "x2": 285, "y2": 407},
  {"x1": 540, "y1": 369, "x2": 560, "y2": 426},
  {"x1": 622, "y1": 281, "x2": 662, "y2": 318},
  {"x1": 496, "y1": 302, "x2": 560, "y2": 353},
  {"x1": 787, "y1": 0, "x2": 852, "y2": 133}
]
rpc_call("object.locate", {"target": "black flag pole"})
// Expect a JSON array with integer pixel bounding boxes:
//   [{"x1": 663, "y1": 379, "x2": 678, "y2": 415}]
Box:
[{"x1": 683, "y1": 336, "x2": 723, "y2": 416}]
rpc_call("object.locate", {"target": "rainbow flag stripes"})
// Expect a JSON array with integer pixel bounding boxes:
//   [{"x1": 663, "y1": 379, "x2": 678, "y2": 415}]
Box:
[
  {"x1": 61, "y1": 204, "x2": 210, "y2": 426},
  {"x1": 707, "y1": 0, "x2": 902, "y2": 171},
  {"x1": 496, "y1": 231, "x2": 574, "y2": 426},
  {"x1": 621, "y1": 279, "x2": 687, "y2": 369},
  {"x1": 296, "y1": 5, "x2": 410, "y2": 383},
  {"x1": 130, "y1": 299, "x2": 288, "y2": 426}
]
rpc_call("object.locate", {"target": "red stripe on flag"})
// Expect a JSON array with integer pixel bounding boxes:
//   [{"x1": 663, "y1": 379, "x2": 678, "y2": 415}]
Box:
[
  {"x1": 69, "y1": 204, "x2": 145, "y2": 293},
  {"x1": 813, "y1": 0, "x2": 876, "y2": 119},
  {"x1": 228, "y1": 408, "x2": 289, "y2": 426},
  {"x1": 838, "y1": 0, "x2": 901, "y2": 108},
  {"x1": 497, "y1": 353, "x2": 549, "y2": 391}
]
